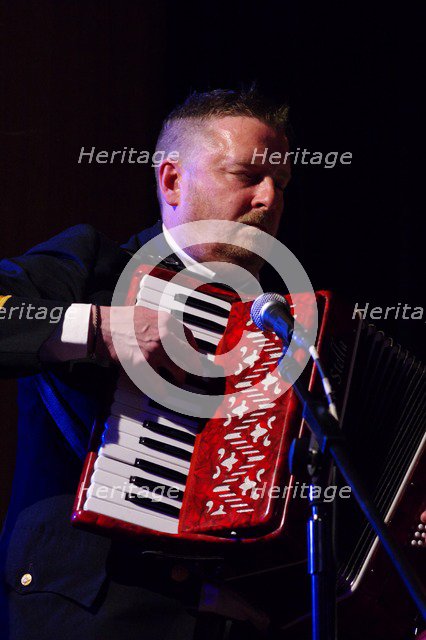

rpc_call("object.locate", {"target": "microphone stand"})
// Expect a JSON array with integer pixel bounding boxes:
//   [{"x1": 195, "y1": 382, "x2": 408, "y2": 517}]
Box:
[
  {"x1": 277, "y1": 353, "x2": 426, "y2": 640},
  {"x1": 289, "y1": 431, "x2": 337, "y2": 640}
]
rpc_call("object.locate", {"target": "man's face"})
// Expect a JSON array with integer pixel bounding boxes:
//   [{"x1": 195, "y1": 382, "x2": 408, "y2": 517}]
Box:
[{"x1": 161, "y1": 116, "x2": 291, "y2": 273}]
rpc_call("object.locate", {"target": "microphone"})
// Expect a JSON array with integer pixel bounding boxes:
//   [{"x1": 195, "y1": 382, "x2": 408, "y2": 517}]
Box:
[
  {"x1": 251, "y1": 294, "x2": 338, "y2": 418},
  {"x1": 250, "y1": 292, "x2": 313, "y2": 352}
]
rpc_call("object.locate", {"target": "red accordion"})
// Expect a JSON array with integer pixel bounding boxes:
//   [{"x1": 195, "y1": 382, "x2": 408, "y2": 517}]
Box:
[
  {"x1": 72, "y1": 262, "x2": 426, "y2": 637},
  {"x1": 72, "y1": 262, "x2": 424, "y2": 572},
  {"x1": 72, "y1": 263, "x2": 358, "y2": 544}
]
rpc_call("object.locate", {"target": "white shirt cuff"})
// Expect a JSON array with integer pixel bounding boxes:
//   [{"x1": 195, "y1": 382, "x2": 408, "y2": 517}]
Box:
[
  {"x1": 41, "y1": 303, "x2": 92, "y2": 361},
  {"x1": 59, "y1": 303, "x2": 92, "y2": 359}
]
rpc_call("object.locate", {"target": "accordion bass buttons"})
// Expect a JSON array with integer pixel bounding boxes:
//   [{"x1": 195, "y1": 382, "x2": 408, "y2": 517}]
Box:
[{"x1": 410, "y1": 522, "x2": 426, "y2": 547}]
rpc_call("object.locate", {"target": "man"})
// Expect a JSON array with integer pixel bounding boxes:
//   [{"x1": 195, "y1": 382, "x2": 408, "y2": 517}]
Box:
[{"x1": 0, "y1": 88, "x2": 291, "y2": 639}]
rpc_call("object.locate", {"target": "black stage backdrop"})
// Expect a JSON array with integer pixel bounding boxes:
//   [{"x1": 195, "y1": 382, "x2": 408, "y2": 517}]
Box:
[{"x1": 0, "y1": 1, "x2": 424, "y2": 520}]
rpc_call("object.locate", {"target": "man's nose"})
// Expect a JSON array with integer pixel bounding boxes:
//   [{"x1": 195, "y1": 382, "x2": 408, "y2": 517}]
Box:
[{"x1": 251, "y1": 176, "x2": 279, "y2": 210}]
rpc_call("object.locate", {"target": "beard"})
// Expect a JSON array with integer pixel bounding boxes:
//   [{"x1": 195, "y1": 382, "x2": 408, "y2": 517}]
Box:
[
  {"x1": 180, "y1": 185, "x2": 277, "y2": 275},
  {"x1": 187, "y1": 241, "x2": 265, "y2": 274}
]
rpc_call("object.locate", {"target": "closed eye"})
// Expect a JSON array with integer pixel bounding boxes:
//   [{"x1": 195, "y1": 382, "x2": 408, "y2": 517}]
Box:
[
  {"x1": 232, "y1": 171, "x2": 261, "y2": 185},
  {"x1": 231, "y1": 169, "x2": 289, "y2": 191}
]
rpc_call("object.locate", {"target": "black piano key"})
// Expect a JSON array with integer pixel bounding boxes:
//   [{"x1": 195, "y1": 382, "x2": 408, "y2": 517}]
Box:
[
  {"x1": 172, "y1": 309, "x2": 224, "y2": 334},
  {"x1": 194, "y1": 337, "x2": 217, "y2": 354},
  {"x1": 174, "y1": 293, "x2": 229, "y2": 318},
  {"x1": 185, "y1": 373, "x2": 226, "y2": 397},
  {"x1": 142, "y1": 419, "x2": 196, "y2": 445},
  {"x1": 129, "y1": 475, "x2": 184, "y2": 502},
  {"x1": 134, "y1": 458, "x2": 187, "y2": 485},
  {"x1": 139, "y1": 437, "x2": 192, "y2": 462},
  {"x1": 125, "y1": 493, "x2": 181, "y2": 517}
]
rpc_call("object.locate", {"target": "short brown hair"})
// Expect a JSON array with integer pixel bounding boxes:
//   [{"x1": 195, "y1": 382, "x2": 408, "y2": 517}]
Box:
[
  {"x1": 155, "y1": 87, "x2": 290, "y2": 188},
  {"x1": 159, "y1": 86, "x2": 289, "y2": 132}
]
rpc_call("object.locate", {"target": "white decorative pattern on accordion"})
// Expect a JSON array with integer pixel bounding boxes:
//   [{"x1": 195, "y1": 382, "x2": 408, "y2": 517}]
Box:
[{"x1": 204, "y1": 317, "x2": 283, "y2": 519}]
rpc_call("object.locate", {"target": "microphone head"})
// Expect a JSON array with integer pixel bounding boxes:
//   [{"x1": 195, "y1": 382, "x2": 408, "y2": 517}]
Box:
[{"x1": 250, "y1": 292, "x2": 289, "y2": 331}]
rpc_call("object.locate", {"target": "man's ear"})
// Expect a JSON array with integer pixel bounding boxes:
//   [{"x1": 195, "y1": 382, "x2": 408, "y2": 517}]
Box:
[{"x1": 158, "y1": 162, "x2": 181, "y2": 206}]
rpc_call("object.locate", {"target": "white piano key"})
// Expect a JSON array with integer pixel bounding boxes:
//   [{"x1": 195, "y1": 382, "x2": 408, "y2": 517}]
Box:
[
  {"x1": 83, "y1": 496, "x2": 179, "y2": 534},
  {"x1": 106, "y1": 412, "x2": 194, "y2": 442},
  {"x1": 114, "y1": 385, "x2": 206, "y2": 427},
  {"x1": 110, "y1": 403, "x2": 199, "y2": 441},
  {"x1": 100, "y1": 430, "x2": 191, "y2": 471},
  {"x1": 134, "y1": 297, "x2": 222, "y2": 346},
  {"x1": 89, "y1": 470, "x2": 183, "y2": 509},
  {"x1": 104, "y1": 417, "x2": 194, "y2": 455},
  {"x1": 136, "y1": 286, "x2": 229, "y2": 328},
  {"x1": 111, "y1": 395, "x2": 199, "y2": 432},
  {"x1": 97, "y1": 444, "x2": 190, "y2": 478},
  {"x1": 87, "y1": 481, "x2": 181, "y2": 518},
  {"x1": 138, "y1": 274, "x2": 232, "y2": 313},
  {"x1": 94, "y1": 455, "x2": 186, "y2": 492}
]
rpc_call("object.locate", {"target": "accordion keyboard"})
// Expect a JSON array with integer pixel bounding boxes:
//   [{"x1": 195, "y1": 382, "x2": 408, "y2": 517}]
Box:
[{"x1": 82, "y1": 273, "x2": 233, "y2": 534}]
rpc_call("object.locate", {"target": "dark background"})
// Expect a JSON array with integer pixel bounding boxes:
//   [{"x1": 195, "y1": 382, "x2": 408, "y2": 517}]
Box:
[{"x1": 0, "y1": 2, "x2": 424, "y2": 521}]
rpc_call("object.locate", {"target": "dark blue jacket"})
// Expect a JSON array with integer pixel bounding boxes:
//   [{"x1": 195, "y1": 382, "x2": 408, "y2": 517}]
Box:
[{"x1": 0, "y1": 221, "x2": 198, "y2": 639}]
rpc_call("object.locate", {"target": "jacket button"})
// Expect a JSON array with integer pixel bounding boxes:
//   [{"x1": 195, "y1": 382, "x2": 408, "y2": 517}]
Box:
[{"x1": 20, "y1": 573, "x2": 32, "y2": 587}]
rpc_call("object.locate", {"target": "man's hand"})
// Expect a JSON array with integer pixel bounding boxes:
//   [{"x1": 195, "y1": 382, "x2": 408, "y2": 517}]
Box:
[{"x1": 94, "y1": 305, "x2": 202, "y2": 385}]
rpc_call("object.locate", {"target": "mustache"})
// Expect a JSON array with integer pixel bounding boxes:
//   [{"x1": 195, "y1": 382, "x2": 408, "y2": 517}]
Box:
[{"x1": 238, "y1": 213, "x2": 275, "y2": 230}]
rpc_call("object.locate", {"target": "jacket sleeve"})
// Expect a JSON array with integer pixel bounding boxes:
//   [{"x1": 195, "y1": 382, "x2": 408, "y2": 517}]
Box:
[{"x1": 0, "y1": 224, "x2": 112, "y2": 378}]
